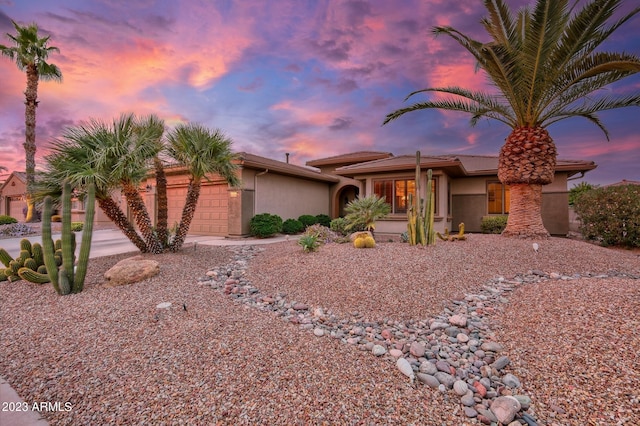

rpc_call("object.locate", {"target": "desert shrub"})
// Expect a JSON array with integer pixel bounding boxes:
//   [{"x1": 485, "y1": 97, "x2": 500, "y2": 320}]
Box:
[
  {"x1": 298, "y1": 234, "x2": 320, "y2": 253},
  {"x1": 282, "y1": 218, "x2": 304, "y2": 235},
  {"x1": 297, "y1": 214, "x2": 318, "y2": 228},
  {"x1": 574, "y1": 184, "x2": 639, "y2": 247},
  {"x1": 481, "y1": 216, "x2": 508, "y2": 234},
  {"x1": 343, "y1": 195, "x2": 391, "y2": 232},
  {"x1": 569, "y1": 182, "x2": 598, "y2": 206},
  {"x1": 302, "y1": 224, "x2": 338, "y2": 244},
  {"x1": 315, "y1": 214, "x2": 331, "y2": 227},
  {"x1": 249, "y1": 213, "x2": 283, "y2": 238},
  {"x1": 330, "y1": 217, "x2": 349, "y2": 235},
  {"x1": 71, "y1": 222, "x2": 84, "y2": 232},
  {"x1": 0, "y1": 215, "x2": 17, "y2": 225}
]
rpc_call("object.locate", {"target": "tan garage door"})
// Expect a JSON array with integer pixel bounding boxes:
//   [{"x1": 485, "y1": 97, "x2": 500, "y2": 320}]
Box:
[
  {"x1": 166, "y1": 183, "x2": 228, "y2": 236},
  {"x1": 8, "y1": 197, "x2": 25, "y2": 219}
]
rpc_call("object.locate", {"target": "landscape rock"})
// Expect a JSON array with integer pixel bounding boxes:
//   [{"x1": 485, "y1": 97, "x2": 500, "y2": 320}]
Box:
[
  {"x1": 490, "y1": 396, "x2": 521, "y2": 425},
  {"x1": 104, "y1": 256, "x2": 159, "y2": 286}
]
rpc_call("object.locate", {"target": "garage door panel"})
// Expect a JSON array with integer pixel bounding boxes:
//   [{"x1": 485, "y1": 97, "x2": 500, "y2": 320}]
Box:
[{"x1": 165, "y1": 184, "x2": 227, "y2": 235}]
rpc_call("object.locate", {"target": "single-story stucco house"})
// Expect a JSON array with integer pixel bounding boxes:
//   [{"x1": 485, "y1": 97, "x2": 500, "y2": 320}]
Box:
[{"x1": 0, "y1": 150, "x2": 596, "y2": 237}]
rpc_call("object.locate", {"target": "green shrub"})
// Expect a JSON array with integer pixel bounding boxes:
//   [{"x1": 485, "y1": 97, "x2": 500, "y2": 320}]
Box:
[
  {"x1": 330, "y1": 217, "x2": 349, "y2": 236},
  {"x1": 569, "y1": 182, "x2": 598, "y2": 206},
  {"x1": 481, "y1": 216, "x2": 508, "y2": 234},
  {"x1": 574, "y1": 184, "x2": 639, "y2": 248},
  {"x1": 0, "y1": 215, "x2": 17, "y2": 225},
  {"x1": 249, "y1": 213, "x2": 283, "y2": 238},
  {"x1": 71, "y1": 222, "x2": 84, "y2": 232},
  {"x1": 298, "y1": 234, "x2": 320, "y2": 253},
  {"x1": 297, "y1": 214, "x2": 318, "y2": 228},
  {"x1": 315, "y1": 214, "x2": 331, "y2": 227},
  {"x1": 282, "y1": 218, "x2": 304, "y2": 235}
]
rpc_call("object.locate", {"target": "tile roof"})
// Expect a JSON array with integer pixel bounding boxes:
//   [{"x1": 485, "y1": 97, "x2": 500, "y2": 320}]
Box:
[
  {"x1": 334, "y1": 153, "x2": 596, "y2": 177},
  {"x1": 306, "y1": 151, "x2": 393, "y2": 167}
]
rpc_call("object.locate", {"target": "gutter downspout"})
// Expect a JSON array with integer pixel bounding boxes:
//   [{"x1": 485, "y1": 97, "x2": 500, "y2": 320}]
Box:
[{"x1": 254, "y1": 169, "x2": 269, "y2": 215}]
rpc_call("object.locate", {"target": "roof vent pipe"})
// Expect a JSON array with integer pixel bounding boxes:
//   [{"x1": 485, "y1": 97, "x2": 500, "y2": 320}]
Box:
[{"x1": 285, "y1": 153, "x2": 290, "y2": 163}]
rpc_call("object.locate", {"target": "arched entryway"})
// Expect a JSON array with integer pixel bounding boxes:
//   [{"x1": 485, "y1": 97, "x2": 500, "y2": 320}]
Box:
[{"x1": 335, "y1": 185, "x2": 359, "y2": 217}]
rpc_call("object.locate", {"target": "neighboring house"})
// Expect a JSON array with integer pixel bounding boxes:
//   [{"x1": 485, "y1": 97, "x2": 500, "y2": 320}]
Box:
[
  {"x1": 603, "y1": 179, "x2": 640, "y2": 187},
  {"x1": 0, "y1": 170, "x2": 113, "y2": 225},
  {"x1": 0, "y1": 171, "x2": 27, "y2": 218},
  {"x1": 0, "y1": 151, "x2": 597, "y2": 237}
]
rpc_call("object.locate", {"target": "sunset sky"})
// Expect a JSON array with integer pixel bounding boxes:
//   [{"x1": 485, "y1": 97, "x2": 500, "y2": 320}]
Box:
[{"x1": 1, "y1": 0, "x2": 638, "y2": 186}]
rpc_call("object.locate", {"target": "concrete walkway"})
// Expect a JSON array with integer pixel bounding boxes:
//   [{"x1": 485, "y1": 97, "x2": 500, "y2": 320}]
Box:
[{"x1": 0, "y1": 229, "x2": 294, "y2": 426}]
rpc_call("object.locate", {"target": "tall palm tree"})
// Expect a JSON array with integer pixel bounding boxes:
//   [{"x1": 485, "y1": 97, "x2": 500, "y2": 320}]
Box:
[
  {"x1": 384, "y1": 0, "x2": 640, "y2": 238},
  {"x1": 38, "y1": 118, "x2": 149, "y2": 252},
  {"x1": 1, "y1": 20, "x2": 62, "y2": 223},
  {"x1": 104, "y1": 114, "x2": 165, "y2": 253},
  {"x1": 166, "y1": 123, "x2": 240, "y2": 251}
]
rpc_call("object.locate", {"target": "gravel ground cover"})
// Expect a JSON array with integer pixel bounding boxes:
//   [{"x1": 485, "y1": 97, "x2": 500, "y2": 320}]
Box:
[{"x1": 1, "y1": 234, "x2": 639, "y2": 425}]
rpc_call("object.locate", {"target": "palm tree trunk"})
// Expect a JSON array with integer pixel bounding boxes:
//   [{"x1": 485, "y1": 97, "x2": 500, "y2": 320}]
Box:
[
  {"x1": 499, "y1": 126, "x2": 556, "y2": 239},
  {"x1": 121, "y1": 182, "x2": 163, "y2": 254},
  {"x1": 501, "y1": 183, "x2": 549, "y2": 238},
  {"x1": 96, "y1": 196, "x2": 148, "y2": 252},
  {"x1": 170, "y1": 178, "x2": 201, "y2": 252},
  {"x1": 153, "y1": 158, "x2": 168, "y2": 246},
  {"x1": 24, "y1": 64, "x2": 39, "y2": 223}
]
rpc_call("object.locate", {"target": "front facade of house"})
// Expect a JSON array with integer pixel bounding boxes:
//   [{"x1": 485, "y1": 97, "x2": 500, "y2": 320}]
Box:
[
  {"x1": 0, "y1": 150, "x2": 596, "y2": 237},
  {"x1": 326, "y1": 153, "x2": 596, "y2": 236}
]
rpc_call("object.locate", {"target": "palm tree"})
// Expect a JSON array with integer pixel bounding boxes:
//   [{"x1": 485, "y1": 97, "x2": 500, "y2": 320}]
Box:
[
  {"x1": 165, "y1": 123, "x2": 240, "y2": 251},
  {"x1": 104, "y1": 114, "x2": 165, "y2": 253},
  {"x1": 38, "y1": 118, "x2": 149, "y2": 252},
  {"x1": 1, "y1": 20, "x2": 62, "y2": 223},
  {"x1": 384, "y1": 0, "x2": 640, "y2": 238},
  {"x1": 343, "y1": 194, "x2": 391, "y2": 233}
]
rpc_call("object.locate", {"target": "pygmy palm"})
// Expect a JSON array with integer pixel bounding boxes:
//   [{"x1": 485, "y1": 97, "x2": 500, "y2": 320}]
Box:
[
  {"x1": 384, "y1": 0, "x2": 640, "y2": 238},
  {"x1": 166, "y1": 123, "x2": 239, "y2": 251},
  {"x1": 1, "y1": 20, "x2": 62, "y2": 222},
  {"x1": 344, "y1": 194, "x2": 391, "y2": 233}
]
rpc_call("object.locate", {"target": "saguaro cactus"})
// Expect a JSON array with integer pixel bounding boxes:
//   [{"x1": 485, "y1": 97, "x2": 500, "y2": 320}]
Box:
[
  {"x1": 406, "y1": 151, "x2": 436, "y2": 246},
  {"x1": 42, "y1": 180, "x2": 96, "y2": 295}
]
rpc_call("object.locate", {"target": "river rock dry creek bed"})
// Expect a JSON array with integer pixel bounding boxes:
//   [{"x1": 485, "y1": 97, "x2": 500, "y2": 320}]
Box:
[{"x1": 1, "y1": 234, "x2": 638, "y2": 425}]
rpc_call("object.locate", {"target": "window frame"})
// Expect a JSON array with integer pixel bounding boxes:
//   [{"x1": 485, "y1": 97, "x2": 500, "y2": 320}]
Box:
[
  {"x1": 487, "y1": 181, "x2": 510, "y2": 214},
  {"x1": 373, "y1": 175, "x2": 439, "y2": 216}
]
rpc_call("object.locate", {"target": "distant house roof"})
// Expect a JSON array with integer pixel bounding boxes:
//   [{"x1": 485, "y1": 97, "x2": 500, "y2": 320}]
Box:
[
  {"x1": 236, "y1": 152, "x2": 340, "y2": 183},
  {"x1": 603, "y1": 179, "x2": 640, "y2": 187},
  {"x1": 0, "y1": 171, "x2": 27, "y2": 194},
  {"x1": 306, "y1": 151, "x2": 393, "y2": 168},
  {"x1": 333, "y1": 154, "x2": 596, "y2": 178}
]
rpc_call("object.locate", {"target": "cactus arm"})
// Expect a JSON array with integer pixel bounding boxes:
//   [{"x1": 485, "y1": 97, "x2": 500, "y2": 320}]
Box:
[
  {"x1": 0, "y1": 248, "x2": 12, "y2": 267},
  {"x1": 18, "y1": 267, "x2": 50, "y2": 284},
  {"x1": 42, "y1": 196, "x2": 61, "y2": 294},
  {"x1": 58, "y1": 266, "x2": 71, "y2": 295},
  {"x1": 60, "y1": 181, "x2": 75, "y2": 293},
  {"x1": 73, "y1": 182, "x2": 95, "y2": 293},
  {"x1": 32, "y1": 243, "x2": 44, "y2": 267}
]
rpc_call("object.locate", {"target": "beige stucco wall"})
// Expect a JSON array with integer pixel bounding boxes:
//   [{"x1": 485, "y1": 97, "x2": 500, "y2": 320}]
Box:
[{"x1": 253, "y1": 172, "x2": 330, "y2": 220}]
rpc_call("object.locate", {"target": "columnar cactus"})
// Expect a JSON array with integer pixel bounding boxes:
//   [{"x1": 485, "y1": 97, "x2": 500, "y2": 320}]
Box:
[
  {"x1": 41, "y1": 180, "x2": 96, "y2": 295},
  {"x1": 407, "y1": 151, "x2": 436, "y2": 246}
]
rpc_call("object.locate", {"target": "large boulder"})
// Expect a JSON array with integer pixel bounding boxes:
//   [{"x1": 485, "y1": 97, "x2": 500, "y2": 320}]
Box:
[{"x1": 104, "y1": 256, "x2": 160, "y2": 286}]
